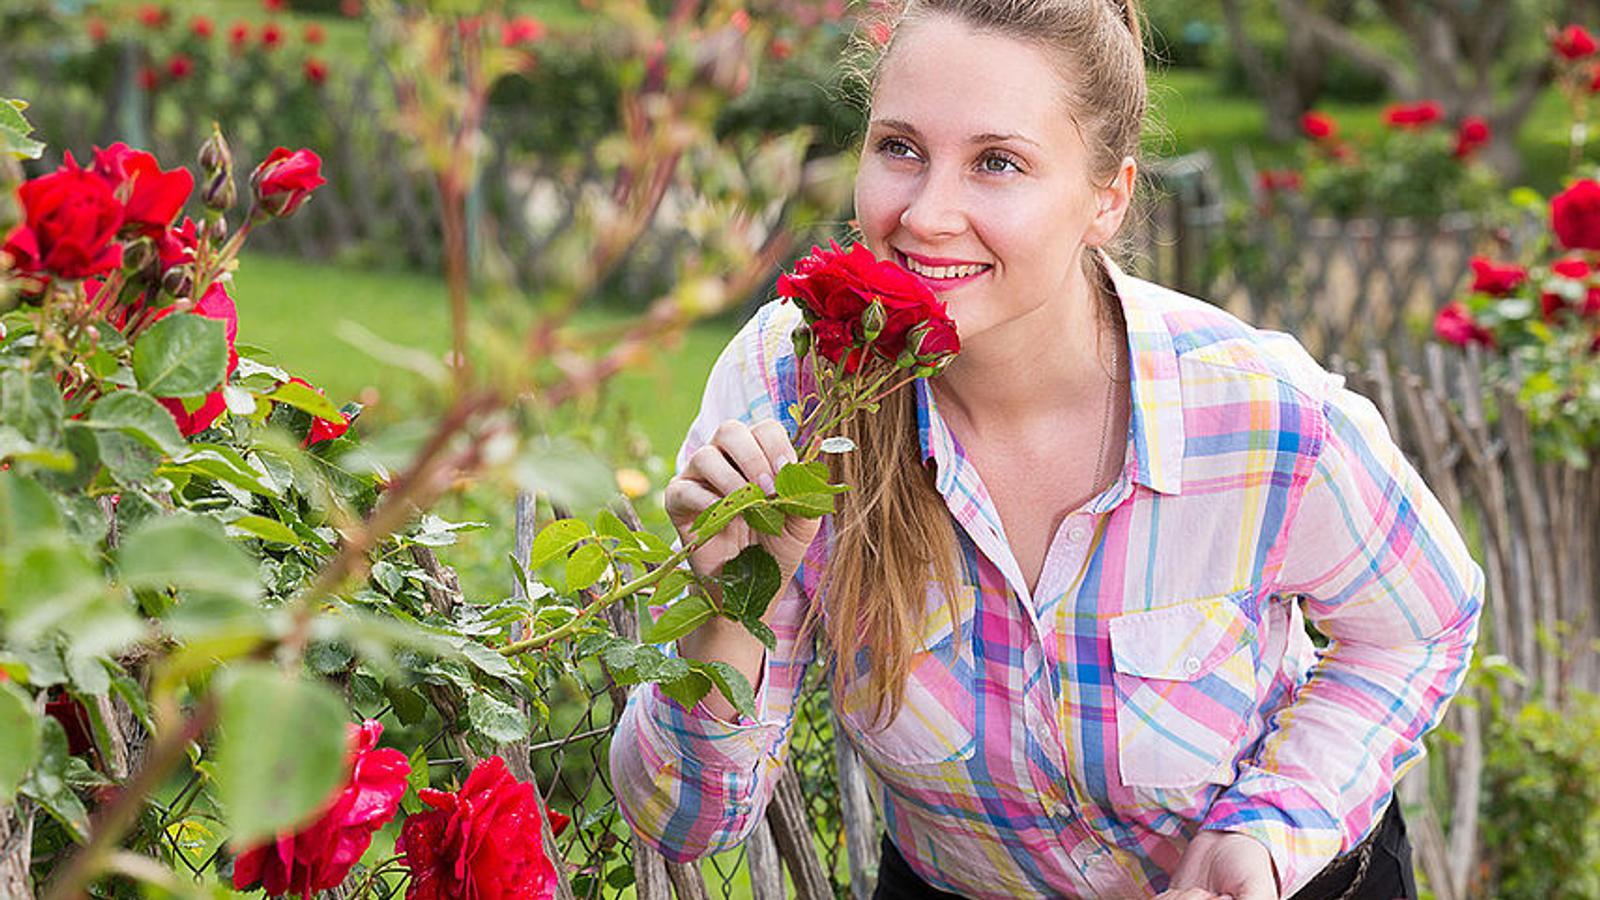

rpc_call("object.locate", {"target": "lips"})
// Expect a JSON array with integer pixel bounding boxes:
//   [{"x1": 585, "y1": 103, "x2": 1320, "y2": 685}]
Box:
[{"x1": 894, "y1": 249, "x2": 993, "y2": 290}]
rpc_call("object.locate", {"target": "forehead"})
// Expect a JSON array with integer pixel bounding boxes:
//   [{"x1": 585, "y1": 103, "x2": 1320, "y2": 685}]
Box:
[{"x1": 871, "y1": 15, "x2": 1074, "y2": 144}]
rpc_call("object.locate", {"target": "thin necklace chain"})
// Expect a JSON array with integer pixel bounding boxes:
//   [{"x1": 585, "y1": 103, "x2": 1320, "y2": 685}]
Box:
[{"x1": 1091, "y1": 314, "x2": 1120, "y2": 491}]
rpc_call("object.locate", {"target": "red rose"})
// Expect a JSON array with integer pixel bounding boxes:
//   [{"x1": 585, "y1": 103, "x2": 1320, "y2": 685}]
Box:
[
  {"x1": 263, "y1": 0, "x2": 287, "y2": 11},
  {"x1": 1468, "y1": 256, "x2": 1525, "y2": 296},
  {"x1": 285, "y1": 377, "x2": 350, "y2": 446},
  {"x1": 777, "y1": 241, "x2": 957, "y2": 367},
  {"x1": 1299, "y1": 111, "x2": 1336, "y2": 141},
  {"x1": 768, "y1": 38, "x2": 793, "y2": 61},
  {"x1": 3, "y1": 154, "x2": 125, "y2": 280},
  {"x1": 153, "y1": 282, "x2": 239, "y2": 434},
  {"x1": 166, "y1": 53, "x2": 194, "y2": 81},
  {"x1": 304, "y1": 58, "x2": 328, "y2": 85},
  {"x1": 1382, "y1": 100, "x2": 1443, "y2": 129},
  {"x1": 139, "y1": 67, "x2": 160, "y2": 91},
  {"x1": 304, "y1": 23, "x2": 325, "y2": 44},
  {"x1": 251, "y1": 147, "x2": 326, "y2": 218},
  {"x1": 1433, "y1": 302, "x2": 1494, "y2": 348},
  {"x1": 1256, "y1": 169, "x2": 1302, "y2": 194},
  {"x1": 1552, "y1": 179, "x2": 1600, "y2": 250},
  {"x1": 191, "y1": 16, "x2": 214, "y2": 38},
  {"x1": 341, "y1": 0, "x2": 362, "y2": 17},
  {"x1": 138, "y1": 4, "x2": 165, "y2": 28},
  {"x1": 91, "y1": 143, "x2": 195, "y2": 237},
  {"x1": 229, "y1": 21, "x2": 251, "y2": 49},
  {"x1": 1454, "y1": 116, "x2": 1490, "y2": 159},
  {"x1": 1554, "y1": 24, "x2": 1597, "y2": 60},
  {"x1": 500, "y1": 16, "x2": 546, "y2": 46},
  {"x1": 810, "y1": 317, "x2": 860, "y2": 371},
  {"x1": 234, "y1": 720, "x2": 409, "y2": 899},
  {"x1": 156, "y1": 217, "x2": 199, "y2": 271},
  {"x1": 45, "y1": 690, "x2": 94, "y2": 757},
  {"x1": 1553, "y1": 256, "x2": 1590, "y2": 280},
  {"x1": 87, "y1": 17, "x2": 108, "y2": 43},
  {"x1": 261, "y1": 21, "x2": 284, "y2": 49},
  {"x1": 398, "y1": 756, "x2": 557, "y2": 900}
]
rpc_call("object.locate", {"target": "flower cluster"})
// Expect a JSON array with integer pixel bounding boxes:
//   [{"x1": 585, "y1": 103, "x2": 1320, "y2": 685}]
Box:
[
  {"x1": 1281, "y1": 102, "x2": 1497, "y2": 219},
  {"x1": 398, "y1": 756, "x2": 560, "y2": 900},
  {"x1": 776, "y1": 241, "x2": 959, "y2": 458},
  {"x1": 86, "y1": 5, "x2": 342, "y2": 90}
]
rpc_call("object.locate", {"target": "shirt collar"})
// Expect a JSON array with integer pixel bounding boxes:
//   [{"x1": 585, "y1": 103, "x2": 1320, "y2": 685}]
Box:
[{"x1": 915, "y1": 251, "x2": 1186, "y2": 497}]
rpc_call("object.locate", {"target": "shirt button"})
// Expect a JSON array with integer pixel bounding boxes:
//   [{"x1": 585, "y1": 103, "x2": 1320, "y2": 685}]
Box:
[
  {"x1": 1183, "y1": 656, "x2": 1203, "y2": 675},
  {"x1": 1067, "y1": 526, "x2": 1088, "y2": 543}
]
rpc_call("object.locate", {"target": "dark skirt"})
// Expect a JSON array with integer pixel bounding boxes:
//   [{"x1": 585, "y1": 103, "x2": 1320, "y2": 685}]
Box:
[{"x1": 872, "y1": 800, "x2": 1417, "y2": 900}]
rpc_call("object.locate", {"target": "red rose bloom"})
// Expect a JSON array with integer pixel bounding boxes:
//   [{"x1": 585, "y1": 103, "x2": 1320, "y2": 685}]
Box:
[
  {"x1": 234, "y1": 720, "x2": 409, "y2": 899},
  {"x1": 397, "y1": 755, "x2": 557, "y2": 900},
  {"x1": 91, "y1": 143, "x2": 195, "y2": 237},
  {"x1": 1256, "y1": 169, "x2": 1302, "y2": 194},
  {"x1": 251, "y1": 147, "x2": 327, "y2": 218},
  {"x1": 1382, "y1": 100, "x2": 1443, "y2": 129},
  {"x1": 284, "y1": 377, "x2": 350, "y2": 446},
  {"x1": 139, "y1": 67, "x2": 159, "y2": 91},
  {"x1": 1553, "y1": 256, "x2": 1590, "y2": 280},
  {"x1": 3, "y1": 154, "x2": 125, "y2": 280},
  {"x1": 167, "y1": 54, "x2": 194, "y2": 81},
  {"x1": 500, "y1": 16, "x2": 546, "y2": 46},
  {"x1": 229, "y1": 21, "x2": 251, "y2": 50},
  {"x1": 1433, "y1": 302, "x2": 1494, "y2": 348},
  {"x1": 1468, "y1": 256, "x2": 1526, "y2": 296},
  {"x1": 156, "y1": 217, "x2": 200, "y2": 271},
  {"x1": 138, "y1": 4, "x2": 165, "y2": 28},
  {"x1": 263, "y1": 0, "x2": 287, "y2": 11},
  {"x1": 1454, "y1": 116, "x2": 1490, "y2": 159},
  {"x1": 768, "y1": 38, "x2": 793, "y2": 61},
  {"x1": 304, "y1": 23, "x2": 326, "y2": 44},
  {"x1": 304, "y1": 58, "x2": 328, "y2": 85},
  {"x1": 260, "y1": 21, "x2": 284, "y2": 50},
  {"x1": 341, "y1": 0, "x2": 363, "y2": 17},
  {"x1": 1299, "y1": 111, "x2": 1336, "y2": 141},
  {"x1": 1552, "y1": 179, "x2": 1600, "y2": 251},
  {"x1": 86, "y1": 17, "x2": 108, "y2": 43},
  {"x1": 191, "y1": 16, "x2": 214, "y2": 38},
  {"x1": 1554, "y1": 24, "x2": 1597, "y2": 61}
]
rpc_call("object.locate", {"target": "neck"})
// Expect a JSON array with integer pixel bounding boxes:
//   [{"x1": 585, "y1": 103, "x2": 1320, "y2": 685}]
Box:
[{"x1": 933, "y1": 258, "x2": 1119, "y2": 432}]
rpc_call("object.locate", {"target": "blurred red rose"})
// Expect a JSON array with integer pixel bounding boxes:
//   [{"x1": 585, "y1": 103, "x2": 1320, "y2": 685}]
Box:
[
  {"x1": 341, "y1": 0, "x2": 362, "y2": 17},
  {"x1": 251, "y1": 147, "x2": 326, "y2": 218},
  {"x1": 261, "y1": 21, "x2": 284, "y2": 50},
  {"x1": 768, "y1": 37, "x2": 793, "y2": 61},
  {"x1": 305, "y1": 58, "x2": 328, "y2": 85},
  {"x1": 1299, "y1": 111, "x2": 1336, "y2": 141},
  {"x1": 304, "y1": 23, "x2": 325, "y2": 44},
  {"x1": 3, "y1": 154, "x2": 125, "y2": 280},
  {"x1": 87, "y1": 17, "x2": 108, "y2": 43},
  {"x1": 1256, "y1": 169, "x2": 1302, "y2": 193},
  {"x1": 139, "y1": 67, "x2": 160, "y2": 91},
  {"x1": 1433, "y1": 302, "x2": 1494, "y2": 348},
  {"x1": 138, "y1": 4, "x2": 166, "y2": 28},
  {"x1": 285, "y1": 377, "x2": 350, "y2": 446},
  {"x1": 191, "y1": 16, "x2": 214, "y2": 38},
  {"x1": 233, "y1": 720, "x2": 410, "y2": 899},
  {"x1": 166, "y1": 54, "x2": 194, "y2": 81},
  {"x1": 45, "y1": 690, "x2": 94, "y2": 757},
  {"x1": 1554, "y1": 24, "x2": 1597, "y2": 60},
  {"x1": 1468, "y1": 257, "x2": 1525, "y2": 296},
  {"x1": 263, "y1": 0, "x2": 287, "y2": 11},
  {"x1": 229, "y1": 21, "x2": 251, "y2": 50},
  {"x1": 398, "y1": 756, "x2": 557, "y2": 900},
  {"x1": 91, "y1": 143, "x2": 194, "y2": 237},
  {"x1": 1454, "y1": 116, "x2": 1490, "y2": 159},
  {"x1": 500, "y1": 15, "x2": 546, "y2": 46},
  {"x1": 1382, "y1": 100, "x2": 1443, "y2": 129},
  {"x1": 1552, "y1": 179, "x2": 1600, "y2": 251}
]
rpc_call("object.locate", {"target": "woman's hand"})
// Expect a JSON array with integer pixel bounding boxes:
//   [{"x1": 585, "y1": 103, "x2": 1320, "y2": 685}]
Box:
[
  {"x1": 664, "y1": 418, "x2": 822, "y2": 585},
  {"x1": 1158, "y1": 830, "x2": 1278, "y2": 900}
]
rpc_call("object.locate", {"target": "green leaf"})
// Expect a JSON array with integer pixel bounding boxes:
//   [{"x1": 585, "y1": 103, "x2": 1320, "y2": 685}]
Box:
[
  {"x1": 0, "y1": 681, "x2": 40, "y2": 801},
  {"x1": 0, "y1": 98, "x2": 44, "y2": 159},
  {"x1": 226, "y1": 514, "x2": 302, "y2": 545},
  {"x1": 715, "y1": 545, "x2": 781, "y2": 622},
  {"x1": 20, "y1": 719, "x2": 90, "y2": 841},
  {"x1": 649, "y1": 568, "x2": 694, "y2": 606},
  {"x1": 595, "y1": 508, "x2": 639, "y2": 548},
  {"x1": 643, "y1": 594, "x2": 714, "y2": 644},
  {"x1": 657, "y1": 668, "x2": 713, "y2": 710},
  {"x1": 0, "y1": 370, "x2": 63, "y2": 447},
  {"x1": 772, "y1": 493, "x2": 836, "y2": 518},
  {"x1": 741, "y1": 503, "x2": 785, "y2": 536},
  {"x1": 86, "y1": 391, "x2": 186, "y2": 456},
  {"x1": 214, "y1": 664, "x2": 348, "y2": 845},
  {"x1": 119, "y1": 514, "x2": 259, "y2": 602},
  {"x1": 94, "y1": 431, "x2": 163, "y2": 484},
  {"x1": 449, "y1": 636, "x2": 521, "y2": 682},
  {"x1": 698, "y1": 660, "x2": 757, "y2": 721},
  {"x1": 690, "y1": 482, "x2": 765, "y2": 538},
  {"x1": 743, "y1": 618, "x2": 776, "y2": 652},
  {"x1": 261, "y1": 379, "x2": 343, "y2": 422},
  {"x1": 0, "y1": 470, "x2": 63, "y2": 543},
  {"x1": 132, "y1": 314, "x2": 228, "y2": 398},
  {"x1": 1, "y1": 541, "x2": 103, "y2": 642},
  {"x1": 565, "y1": 543, "x2": 609, "y2": 592},
  {"x1": 526, "y1": 518, "x2": 591, "y2": 570},
  {"x1": 467, "y1": 691, "x2": 529, "y2": 744},
  {"x1": 774, "y1": 461, "x2": 847, "y2": 497}
]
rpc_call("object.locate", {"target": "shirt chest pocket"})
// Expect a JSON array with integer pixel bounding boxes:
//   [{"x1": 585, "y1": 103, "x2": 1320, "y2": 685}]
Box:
[
  {"x1": 835, "y1": 599, "x2": 977, "y2": 768},
  {"x1": 1108, "y1": 592, "x2": 1260, "y2": 789}
]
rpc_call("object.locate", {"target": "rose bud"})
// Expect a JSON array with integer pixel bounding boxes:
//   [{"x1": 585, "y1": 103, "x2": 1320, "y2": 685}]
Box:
[
  {"x1": 202, "y1": 168, "x2": 236, "y2": 213},
  {"x1": 198, "y1": 126, "x2": 233, "y2": 174},
  {"x1": 791, "y1": 321, "x2": 812, "y2": 360},
  {"x1": 161, "y1": 265, "x2": 193, "y2": 299},
  {"x1": 860, "y1": 299, "x2": 886, "y2": 343},
  {"x1": 122, "y1": 236, "x2": 161, "y2": 284},
  {"x1": 249, "y1": 147, "x2": 326, "y2": 219}
]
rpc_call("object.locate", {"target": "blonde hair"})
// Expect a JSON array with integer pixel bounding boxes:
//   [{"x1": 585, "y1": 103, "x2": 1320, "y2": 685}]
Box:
[{"x1": 814, "y1": 0, "x2": 1147, "y2": 728}]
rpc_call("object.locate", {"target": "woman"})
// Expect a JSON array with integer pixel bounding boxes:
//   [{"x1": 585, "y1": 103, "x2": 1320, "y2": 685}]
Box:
[{"x1": 610, "y1": 1, "x2": 1483, "y2": 897}]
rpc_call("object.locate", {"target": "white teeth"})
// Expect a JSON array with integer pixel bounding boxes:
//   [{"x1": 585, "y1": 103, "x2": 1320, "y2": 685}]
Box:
[{"x1": 902, "y1": 256, "x2": 988, "y2": 280}]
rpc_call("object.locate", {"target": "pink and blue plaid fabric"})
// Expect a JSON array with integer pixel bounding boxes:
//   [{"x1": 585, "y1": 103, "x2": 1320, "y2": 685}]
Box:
[{"x1": 610, "y1": 258, "x2": 1482, "y2": 898}]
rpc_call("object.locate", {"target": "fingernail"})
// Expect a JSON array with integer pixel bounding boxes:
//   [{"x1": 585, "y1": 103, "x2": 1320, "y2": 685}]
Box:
[{"x1": 758, "y1": 473, "x2": 775, "y2": 494}]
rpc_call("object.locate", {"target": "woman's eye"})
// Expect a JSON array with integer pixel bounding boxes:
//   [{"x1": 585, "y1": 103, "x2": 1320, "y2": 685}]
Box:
[
  {"x1": 878, "y1": 137, "x2": 919, "y2": 160},
  {"x1": 980, "y1": 152, "x2": 1021, "y2": 174}
]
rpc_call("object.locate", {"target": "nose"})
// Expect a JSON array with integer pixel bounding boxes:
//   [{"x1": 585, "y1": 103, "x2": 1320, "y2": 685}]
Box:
[{"x1": 897, "y1": 165, "x2": 967, "y2": 240}]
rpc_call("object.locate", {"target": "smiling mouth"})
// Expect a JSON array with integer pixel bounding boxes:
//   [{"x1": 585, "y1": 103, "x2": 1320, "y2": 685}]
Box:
[{"x1": 895, "y1": 250, "x2": 994, "y2": 281}]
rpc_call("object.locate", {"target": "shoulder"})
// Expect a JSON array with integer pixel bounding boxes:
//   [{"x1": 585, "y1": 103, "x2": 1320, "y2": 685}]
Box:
[{"x1": 696, "y1": 299, "x2": 807, "y2": 433}]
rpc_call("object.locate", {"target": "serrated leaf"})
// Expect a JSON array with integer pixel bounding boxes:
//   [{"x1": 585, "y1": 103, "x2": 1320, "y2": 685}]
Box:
[
  {"x1": 0, "y1": 98, "x2": 45, "y2": 160},
  {"x1": 657, "y1": 668, "x2": 713, "y2": 711},
  {"x1": 649, "y1": 568, "x2": 694, "y2": 606},
  {"x1": 451, "y1": 636, "x2": 521, "y2": 682},
  {"x1": 0, "y1": 681, "x2": 40, "y2": 800},
  {"x1": 773, "y1": 493, "x2": 836, "y2": 518},
  {"x1": 119, "y1": 514, "x2": 259, "y2": 602},
  {"x1": 226, "y1": 514, "x2": 302, "y2": 545},
  {"x1": 741, "y1": 503, "x2": 785, "y2": 536},
  {"x1": 526, "y1": 519, "x2": 591, "y2": 570},
  {"x1": 214, "y1": 664, "x2": 347, "y2": 845},
  {"x1": 595, "y1": 508, "x2": 638, "y2": 548},
  {"x1": 742, "y1": 618, "x2": 776, "y2": 652},
  {"x1": 643, "y1": 594, "x2": 714, "y2": 645},
  {"x1": 85, "y1": 391, "x2": 186, "y2": 456},
  {"x1": 467, "y1": 691, "x2": 529, "y2": 744},
  {"x1": 565, "y1": 543, "x2": 608, "y2": 592},
  {"x1": 131, "y1": 314, "x2": 228, "y2": 398},
  {"x1": 774, "y1": 460, "x2": 846, "y2": 497},
  {"x1": 261, "y1": 379, "x2": 344, "y2": 422},
  {"x1": 715, "y1": 545, "x2": 780, "y2": 622},
  {"x1": 691, "y1": 482, "x2": 765, "y2": 538},
  {"x1": 20, "y1": 719, "x2": 89, "y2": 841},
  {"x1": 698, "y1": 660, "x2": 757, "y2": 721}
]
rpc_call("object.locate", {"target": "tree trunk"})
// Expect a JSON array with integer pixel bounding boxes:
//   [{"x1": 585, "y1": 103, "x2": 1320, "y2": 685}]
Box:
[{"x1": 0, "y1": 801, "x2": 36, "y2": 900}]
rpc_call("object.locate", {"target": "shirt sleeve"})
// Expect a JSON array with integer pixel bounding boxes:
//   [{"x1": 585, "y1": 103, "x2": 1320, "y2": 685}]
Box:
[
  {"x1": 1201, "y1": 379, "x2": 1484, "y2": 895},
  {"x1": 608, "y1": 300, "x2": 825, "y2": 862}
]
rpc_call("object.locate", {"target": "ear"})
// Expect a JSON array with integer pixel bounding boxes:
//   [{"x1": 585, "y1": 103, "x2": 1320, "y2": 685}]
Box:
[{"x1": 1084, "y1": 156, "x2": 1137, "y2": 247}]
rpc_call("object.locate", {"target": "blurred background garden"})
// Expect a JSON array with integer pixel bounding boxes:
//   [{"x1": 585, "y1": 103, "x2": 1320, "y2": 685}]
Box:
[{"x1": 5, "y1": 0, "x2": 1600, "y2": 897}]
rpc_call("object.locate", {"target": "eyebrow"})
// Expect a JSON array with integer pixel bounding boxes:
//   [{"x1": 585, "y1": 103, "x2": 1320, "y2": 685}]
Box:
[{"x1": 870, "y1": 118, "x2": 1041, "y2": 149}]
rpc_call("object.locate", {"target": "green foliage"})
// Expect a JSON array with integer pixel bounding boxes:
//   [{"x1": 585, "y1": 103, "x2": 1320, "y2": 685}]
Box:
[
  {"x1": 1480, "y1": 692, "x2": 1600, "y2": 899},
  {"x1": 0, "y1": 97, "x2": 44, "y2": 160}
]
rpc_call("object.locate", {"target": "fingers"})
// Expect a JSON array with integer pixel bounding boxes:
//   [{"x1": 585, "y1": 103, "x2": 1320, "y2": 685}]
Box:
[
  {"x1": 750, "y1": 419, "x2": 799, "y2": 478},
  {"x1": 662, "y1": 477, "x2": 721, "y2": 525},
  {"x1": 668, "y1": 418, "x2": 795, "y2": 525},
  {"x1": 714, "y1": 419, "x2": 780, "y2": 494}
]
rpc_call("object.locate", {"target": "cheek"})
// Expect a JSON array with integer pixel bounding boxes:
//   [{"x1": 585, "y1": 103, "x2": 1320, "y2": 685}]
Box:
[{"x1": 852, "y1": 162, "x2": 906, "y2": 250}]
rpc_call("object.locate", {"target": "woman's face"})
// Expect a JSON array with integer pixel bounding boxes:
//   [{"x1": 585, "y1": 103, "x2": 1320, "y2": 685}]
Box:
[{"x1": 853, "y1": 15, "x2": 1133, "y2": 344}]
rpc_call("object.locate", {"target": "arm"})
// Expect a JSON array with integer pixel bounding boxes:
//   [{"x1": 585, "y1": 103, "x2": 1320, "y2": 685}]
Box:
[
  {"x1": 609, "y1": 302, "x2": 825, "y2": 861},
  {"x1": 1200, "y1": 381, "x2": 1484, "y2": 895}
]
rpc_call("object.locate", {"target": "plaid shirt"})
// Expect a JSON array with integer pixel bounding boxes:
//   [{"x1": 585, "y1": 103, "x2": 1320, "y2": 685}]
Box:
[{"x1": 610, "y1": 259, "x2": 1482, "y2": 898}]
